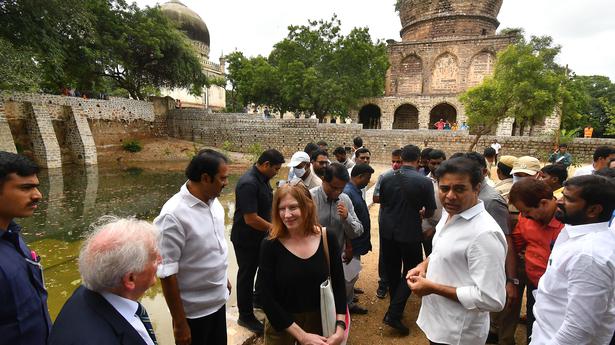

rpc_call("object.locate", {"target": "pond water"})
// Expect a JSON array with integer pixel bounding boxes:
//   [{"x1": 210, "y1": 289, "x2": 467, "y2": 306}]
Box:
[{"x1": 18, "y1": 162, "x2": 286, "y2": 344}]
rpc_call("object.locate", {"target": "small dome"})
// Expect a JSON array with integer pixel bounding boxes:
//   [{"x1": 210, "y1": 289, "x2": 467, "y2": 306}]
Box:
[{"x1": 160, "y1": 0, "x2": 210, "y2": 47}]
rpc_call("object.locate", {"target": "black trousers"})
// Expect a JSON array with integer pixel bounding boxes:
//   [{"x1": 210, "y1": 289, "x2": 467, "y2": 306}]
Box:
[
  {"x1": 234, "y1": 244, "x2": 261, "y2": 316},
  {"x1": 526, "y1": 283, "x2": 537, "y2": 344},
  {"x1": 381, "y1": 237, "x2": 424, "y2": 320},
  {"x1": 187, "y1": 304, "x2": 227, "y2": 345},
  {"x1": 378, "y1": 236, "x2": 388, "y2": 287}
]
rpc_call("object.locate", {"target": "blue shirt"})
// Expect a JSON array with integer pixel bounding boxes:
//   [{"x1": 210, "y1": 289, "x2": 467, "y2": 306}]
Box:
[
  {"x1": 0, "y1": 221, "x2": 51, "y2": 345},
  {"x1": 343, "y1": 182, "x2": 371, "y2": 256}
]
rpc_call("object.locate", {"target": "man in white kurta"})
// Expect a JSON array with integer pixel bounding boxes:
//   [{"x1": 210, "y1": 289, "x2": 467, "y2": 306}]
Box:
[
  {"x1": 407, "y1": 157, "x2": 507, "y2": 345},
  {"x1": 530, "y1": 175, "x2": 615, "y2": 345}
]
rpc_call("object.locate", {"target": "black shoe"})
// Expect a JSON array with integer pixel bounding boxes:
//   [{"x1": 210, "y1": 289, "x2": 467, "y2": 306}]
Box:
[
  {"x1": 354, "y1": 287, "x2": 365, "y2": 294},
  {"x1": 238, "y1": 315, "x2": 264, "y2": 334},
  {"x1": 376, "y1": 285, "x2": 387, "y2": 299},
  {"x1": 383, "y1": 313, "x2": 409, "y2": 335},
  {"x1": 349, "y1": 304, "x2": 368, "y2": 315}
]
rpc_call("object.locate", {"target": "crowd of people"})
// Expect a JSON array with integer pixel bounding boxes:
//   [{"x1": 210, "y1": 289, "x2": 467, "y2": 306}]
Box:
[{"x1": 1, "y1": 138, "x2": 614, "y2": 345}]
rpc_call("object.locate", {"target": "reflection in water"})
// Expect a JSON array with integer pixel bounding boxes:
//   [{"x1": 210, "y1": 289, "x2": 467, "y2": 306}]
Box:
[{"x1": 18, "y1": 162, "x2": 287, "y2": 345}]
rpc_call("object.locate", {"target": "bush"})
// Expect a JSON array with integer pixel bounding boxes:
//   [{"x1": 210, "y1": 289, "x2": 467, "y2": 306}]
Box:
[
  {"x1": 122, "y1": 139, "x2": 142, "y2": 153},
  {"x1": 248, "y1": 143, "x2": 263, "y2": 162}
]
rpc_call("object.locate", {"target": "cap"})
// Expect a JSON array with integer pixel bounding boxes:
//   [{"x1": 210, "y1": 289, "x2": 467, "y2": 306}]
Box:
[
  {"x1": 498, "y1": 155, "x2": 518, "y2": 169},
  {"x1": 287, "y1": 151, "x2": 310, "y2": 167},
  {"x1": 511, "y1": 156, "x2": 541, "y2": 175}
]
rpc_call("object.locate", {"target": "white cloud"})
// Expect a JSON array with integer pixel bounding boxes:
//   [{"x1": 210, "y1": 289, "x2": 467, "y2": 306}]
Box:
[{"x1": 134, "y1": 0, "x2": 615, "y2": 80}]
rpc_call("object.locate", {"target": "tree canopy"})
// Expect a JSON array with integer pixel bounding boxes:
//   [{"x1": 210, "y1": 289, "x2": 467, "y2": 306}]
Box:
[
  {"x1": 226, "y1": 16, "x2": 389, "y2": 118},
  {"x1": 0, "y1": 0, "x2": 211, "y2": 99},
  {"x1": 461, "y1": 35, "x2": 572, "y2": 148}
]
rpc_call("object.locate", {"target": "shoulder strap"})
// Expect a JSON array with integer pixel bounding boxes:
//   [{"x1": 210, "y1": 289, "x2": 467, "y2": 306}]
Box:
[{"x1": 321, "y1": 227, "x2": 331, "y2": 276}]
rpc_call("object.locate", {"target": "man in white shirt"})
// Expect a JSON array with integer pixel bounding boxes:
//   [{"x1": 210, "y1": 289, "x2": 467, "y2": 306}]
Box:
[
  {"x1": 573, "y1": 145, "x2": 615, "y2": 177},
  {"x1": 156, "y1": 149, "x2": 231, "y2": 345},
  {"x1": 50, "y1": 217, "x2": 161, "y2": 345},
  {"x1": 491, "y1": 139, "x2": 502, "y2": 161},
  {"x1": 407, "y1": 157, "x2": 507, "y2": 345},
  {"x1": 530, "y1": 174, "x2": 615, "y2": 345}
]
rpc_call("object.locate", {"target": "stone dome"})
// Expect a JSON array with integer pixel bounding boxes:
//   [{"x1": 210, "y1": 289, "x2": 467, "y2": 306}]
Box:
[
  {"x1": 398, "y1": 0, "x2": 504, "y2": 41},
  {"x1": 160, "y1": 0, "x2": 210, "y2": 47}
]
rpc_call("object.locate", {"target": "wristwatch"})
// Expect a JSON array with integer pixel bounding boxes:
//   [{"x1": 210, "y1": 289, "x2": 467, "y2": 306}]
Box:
[
  {"x1": 507, "y1": 278, "x2": 520, "y2": 285},
  {"x1": 335, "y1": 320, "x2": 347, "y2": 331}
]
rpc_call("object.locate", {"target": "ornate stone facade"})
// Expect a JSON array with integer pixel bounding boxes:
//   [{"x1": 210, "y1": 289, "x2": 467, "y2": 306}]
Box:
[
  {"x1": 353, "y1": 0, "x2": 541, "y2": 135},
  {"x1": 160, "y1": 1, "x2": 226, "y2": 110}
]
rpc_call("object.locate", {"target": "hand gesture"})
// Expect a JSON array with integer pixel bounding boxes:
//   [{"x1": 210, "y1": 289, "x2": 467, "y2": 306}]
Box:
[
  {"x1": 299, "y1": 333, "x2": 328, "y2": 345},
  {"x1": 407, "y1": 276, "x2": 433, "y2": 297},
  {"x1": 505, "y1": 282, "x2": 520, "y2": 310},
  {"x1": 407, "y1": 263, "x2": 426, "y2": 279},
  {"x1": 173, "y1": 318, "x2": 192, "y2": 345},
  {"x1": 336, "y1": 202, "x2": 348, "y2": 220},
  {"x1": 326, "y1": 329, "x2": 345, "y2": 345}
]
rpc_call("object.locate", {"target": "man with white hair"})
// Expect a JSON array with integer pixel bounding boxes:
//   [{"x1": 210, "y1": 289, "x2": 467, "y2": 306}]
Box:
[{"x1": 49, "y1": 217, "x2": 160, "y2": 345}]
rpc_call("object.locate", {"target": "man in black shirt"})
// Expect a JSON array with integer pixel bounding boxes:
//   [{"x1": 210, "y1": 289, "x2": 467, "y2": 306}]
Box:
[
  {"x1": 231, "y1": 149, "x2": 285, "y2": 334},
  {"x1": 379, "y1": 145, "x2": 436, "y2": 335}
]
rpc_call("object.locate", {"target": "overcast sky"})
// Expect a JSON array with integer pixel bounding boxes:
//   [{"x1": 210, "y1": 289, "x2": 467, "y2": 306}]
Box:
[{"x1": 135, "y1": 0, "x2": 615, "y2": 80}]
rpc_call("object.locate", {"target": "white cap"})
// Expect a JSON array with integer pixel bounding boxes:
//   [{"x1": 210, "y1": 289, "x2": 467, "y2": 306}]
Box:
[{"x1": 287, "y1": 151, "x2": 310, "y2": 167}]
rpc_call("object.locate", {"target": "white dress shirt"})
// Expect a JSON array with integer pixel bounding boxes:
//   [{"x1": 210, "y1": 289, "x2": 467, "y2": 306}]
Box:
[
  {"x1": 155, "y1": 182, "x2": 229, "y2": 318},
  {"x1": 417, "y1": 201, "x2": 507, "y2": 345},
  {"x1": 573, "y1": 164, "x2": 595, "y2": 177},
  {"x1": 530, "y1": 222, "x2": 615, "y2": 345},
  {"x1": 101, "y1": 292, "x2": 155, "y2": 345}
]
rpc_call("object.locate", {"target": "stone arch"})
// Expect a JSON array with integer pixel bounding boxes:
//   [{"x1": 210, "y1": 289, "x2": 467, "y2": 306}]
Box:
[
  {"x1": 397, "y1": 54, "x2": 423, "y2": 95},
  {"x1": 393, "y1": 103, "x2": 419, "y2": 129},
  {"x1": 430, "y1": 52, "x2": 459, "y2": 93},
  {"x1": 429, "y1": 103, "x2": 457, "y2": 129},
  {"x1": 358, "y1": 104, "x2": 382, "y2": 129},
  {"x1": 468, "y1": 51, "x2": 496, "y2": 87}
]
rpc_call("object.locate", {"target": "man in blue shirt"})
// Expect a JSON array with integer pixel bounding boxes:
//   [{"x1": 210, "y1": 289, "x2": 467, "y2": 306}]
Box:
[
  {"x1": 343, "y1": 163, "x2": 374, "y2": 315},
  {"x1": 0, "y1": 151, "x2": 51, "y2": 345}
]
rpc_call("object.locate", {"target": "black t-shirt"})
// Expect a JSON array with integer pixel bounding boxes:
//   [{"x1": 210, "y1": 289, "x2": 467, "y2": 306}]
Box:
[
  {"x1": 257, "y1": 230, "x2": 346, "y2": 331},
  {"x1": 379, "y1": 166, "x2": 437, "y2": 243},
  {"x1": 231, "y1": 166, "x2": 273, "y2": 246}
]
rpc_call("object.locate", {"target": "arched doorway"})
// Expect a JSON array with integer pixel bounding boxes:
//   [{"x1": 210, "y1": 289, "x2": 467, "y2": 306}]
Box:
[
  {"x1": 358, "y1": 104, "x2": 382, "y2": 129},
  {"x1": 393, "y1": 104, "x2": 419, "y2": 129},
  {"x1": 429, "y1": 103, "x2": 457, "y2": 129}
]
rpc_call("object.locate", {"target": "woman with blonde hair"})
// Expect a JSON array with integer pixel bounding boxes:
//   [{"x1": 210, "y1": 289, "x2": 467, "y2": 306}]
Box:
[{"x1": 257, "y1": 183, "x2": 347, "y2": 345}]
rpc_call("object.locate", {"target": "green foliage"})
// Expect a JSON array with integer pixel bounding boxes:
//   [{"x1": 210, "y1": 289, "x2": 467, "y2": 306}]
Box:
[
  {"x1": 460, "y1": 35, "x2": 566, "y2": 149},
  {"x1": 0, "y1": 39, "x2": 41, "y2": 91},
  {"x1": 0, "y1": 0, "x2": 209, "y2": 99},
  {"x1": 558, "y1": 128, "x2": 581, "y2": 144},
  {"x1": 122, "y1": 139, "x2": 143, "y2": 153},
  {"x1": 221, "y1": 141, "x2": 235, "y2": 152},
  {"x1": 562, "y1": 75, "x2": 615, "y2": 137},
  {"x1": 226, "y1": 16, "x2": 389, "y2": 119},
  {"x1": 247, "y1": 143, "x2": 263, "y2": 162}
]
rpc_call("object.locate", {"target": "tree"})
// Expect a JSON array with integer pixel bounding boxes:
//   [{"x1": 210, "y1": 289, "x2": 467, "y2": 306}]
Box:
[
  {"x1": 565, "y1": 75, "x2": 615, "y2": 137},
  {"x1": 0, "y1": 39, "x2": 41, "y2": 91},
  {"x1": 460, "y1": 35, "x2": 565, "y2": 150},
  {"x1": 226, "y1": 16, "x2": 389, "y2": 119},
  {"x1": 62, "y1": 2, "x2": 209, "y2": 100},
  {"x1": 0, "y1": 0, "x2": 211, "y2": 99}
]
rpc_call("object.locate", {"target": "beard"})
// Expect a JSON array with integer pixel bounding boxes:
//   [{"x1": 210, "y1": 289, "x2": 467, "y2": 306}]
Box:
[{"x1": 555, "y1": 204, "x2": 587, "y2": 225}]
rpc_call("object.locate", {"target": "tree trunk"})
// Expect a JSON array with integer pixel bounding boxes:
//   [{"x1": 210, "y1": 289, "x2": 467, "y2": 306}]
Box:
[{"x1": 468, "y1": 127, "x2": 491, "y2": 152}]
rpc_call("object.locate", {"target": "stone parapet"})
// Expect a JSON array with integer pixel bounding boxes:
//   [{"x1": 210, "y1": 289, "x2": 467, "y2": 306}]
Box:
[
  {"x1": 0, "y1": 101, "x2": 17, "y2": 153},
  {"x1": 168, "y1": 111, "x2": 615, "y2": 164},
  {"x1": 1, "y1": 91, "x2": 155, "y2": 122}
]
